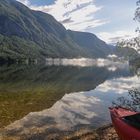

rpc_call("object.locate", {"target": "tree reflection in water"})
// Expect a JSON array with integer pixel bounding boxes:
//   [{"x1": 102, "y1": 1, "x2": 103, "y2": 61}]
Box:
[{"x1": 112, "y1": 88, "x2": 140, "y2": 111}]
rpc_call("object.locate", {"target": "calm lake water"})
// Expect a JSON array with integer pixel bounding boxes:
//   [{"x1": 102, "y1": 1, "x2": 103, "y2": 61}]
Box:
[{"x1": 0, "y1": 58, "x2": 140, "y2": 139}]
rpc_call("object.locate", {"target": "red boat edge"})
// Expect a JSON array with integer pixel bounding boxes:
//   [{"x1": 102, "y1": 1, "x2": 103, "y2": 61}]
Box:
[{"x1": 109, "y1": 107, "x2": 140, "y2": 140}]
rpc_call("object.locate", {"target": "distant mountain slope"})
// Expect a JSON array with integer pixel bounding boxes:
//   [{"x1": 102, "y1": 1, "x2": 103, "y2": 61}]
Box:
[
  {"x1": 68, "y1": 30, "x2": 111, "y2": 58},
  {"x1": 0, "y1": 0, "x2": 111, "y2": 62}
]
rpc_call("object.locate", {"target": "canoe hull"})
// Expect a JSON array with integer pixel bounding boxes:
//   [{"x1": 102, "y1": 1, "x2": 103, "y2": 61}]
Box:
[{"x1": 110, "y1": 107, "x2": 140, "y2": 140}]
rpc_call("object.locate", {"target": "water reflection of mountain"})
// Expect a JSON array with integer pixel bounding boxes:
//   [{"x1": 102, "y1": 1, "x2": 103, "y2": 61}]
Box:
[
  {"x1": 0, "y1": 63, "x2": 133, "y2": 91},
  {"x1": 0, "y1": 63, "x2": 134, "y2": 127}
]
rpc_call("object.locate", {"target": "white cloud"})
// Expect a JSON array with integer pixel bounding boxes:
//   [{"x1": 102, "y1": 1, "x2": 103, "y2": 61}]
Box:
[
  {"x1": 16, "y1": 0, "x2": 30, "y2": 5},
  {"x1": 16, "y1": 0, "x2": 137, "y2": 44},
  {"x1": 98, "y1": 30, "x2": 138, "y2": 44},
  {"x1": 16, "y1": 0, "x2": 108, "y2": 31}
]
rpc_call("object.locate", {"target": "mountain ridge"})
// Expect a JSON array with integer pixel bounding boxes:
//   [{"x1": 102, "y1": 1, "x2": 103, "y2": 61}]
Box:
[{"x1": 0, "y1": 0, "x2": 112, "y2": 63}]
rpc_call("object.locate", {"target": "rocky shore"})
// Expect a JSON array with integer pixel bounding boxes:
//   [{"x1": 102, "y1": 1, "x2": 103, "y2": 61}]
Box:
[
  {"x1": 63, "y1": 124, "x2": 119, "y2": 140},
  {"x1": 0, "y1": 124, "x2": 119, "y2": 140}
]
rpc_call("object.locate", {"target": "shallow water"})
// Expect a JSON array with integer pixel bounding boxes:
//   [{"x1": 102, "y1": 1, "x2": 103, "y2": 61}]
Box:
[{"x1": 0, "y1": 59, "x2": 140, "y2": 138}]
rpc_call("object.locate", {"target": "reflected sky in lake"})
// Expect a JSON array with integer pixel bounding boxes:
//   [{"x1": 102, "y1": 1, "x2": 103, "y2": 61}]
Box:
[{"x1": 0, "y1": 58, "x2": 140, "y2": 139}]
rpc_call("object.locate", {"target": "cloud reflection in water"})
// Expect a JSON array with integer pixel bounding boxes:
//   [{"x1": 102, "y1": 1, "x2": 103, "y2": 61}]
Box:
[
  {"x1": 1, "y1": 59, "x2": 140, "y2": 139},
  {"x1": 4, "y1": 74, "x2": 140, "y2": 137}
]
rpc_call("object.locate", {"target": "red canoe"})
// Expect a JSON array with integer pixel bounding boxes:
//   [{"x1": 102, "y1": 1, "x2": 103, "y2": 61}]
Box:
[{"x1": 109, "y1": 107, "x2": 140, "y2": 140}]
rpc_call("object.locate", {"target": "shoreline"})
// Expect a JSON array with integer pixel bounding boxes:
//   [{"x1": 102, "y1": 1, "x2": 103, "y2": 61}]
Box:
[
  {"x1": 63, "y1": 124, "x2": 119, "y2": 140},
  {"x1": 0, "y1": 124, "x2": 119, "y2": 140}
]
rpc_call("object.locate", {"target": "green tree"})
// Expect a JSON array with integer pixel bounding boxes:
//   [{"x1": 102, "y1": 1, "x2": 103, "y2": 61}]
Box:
[
  {"x1": 112, "y1": 89, "x2": 140, "y2": 111},
  {"x1": 135, "y1": 0, "x2": 140, "y2": 28},
  {"x1": 116, "y1": 1, "x2": 140, "y2": 58}
]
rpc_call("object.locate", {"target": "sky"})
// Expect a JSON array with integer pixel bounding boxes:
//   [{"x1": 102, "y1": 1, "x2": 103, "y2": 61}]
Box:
[{"x1": 16, "y1": 0, "x2": 138, "y2": 44}]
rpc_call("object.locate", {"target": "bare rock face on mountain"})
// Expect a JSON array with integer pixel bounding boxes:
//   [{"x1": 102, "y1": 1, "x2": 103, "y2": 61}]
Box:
[{"x1": 0, "y1": 0, "x2": 112, "y2": 62}]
